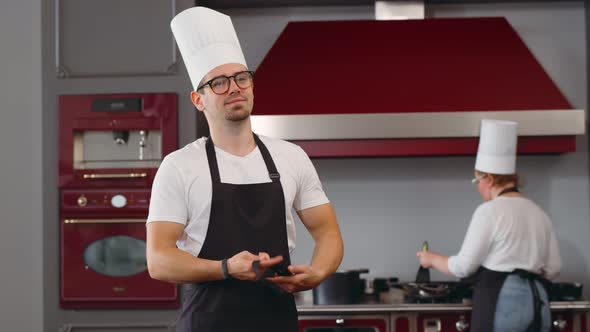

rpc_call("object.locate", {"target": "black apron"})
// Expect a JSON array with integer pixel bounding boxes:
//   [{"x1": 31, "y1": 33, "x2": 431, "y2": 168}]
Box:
[
  {"x1": 469, "y1": 267, "x2": 549, "y2": 332},
  {"x1": 176, "y1": 134, "x2": 298, "y2": 332},
  {"x1": 469, "y1": 186, "x2": 549, "y2": 332}
]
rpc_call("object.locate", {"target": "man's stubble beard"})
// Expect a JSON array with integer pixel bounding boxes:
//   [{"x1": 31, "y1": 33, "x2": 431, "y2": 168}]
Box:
[{"x1": 224, "y1": 104, "x2": 252, "y2": 122}]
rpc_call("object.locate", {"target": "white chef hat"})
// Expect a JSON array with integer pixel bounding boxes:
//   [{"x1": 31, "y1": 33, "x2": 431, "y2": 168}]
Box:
[
  {"x1": 170, "y1": 7, "x2": 247, "y2": 91},
  {"x1": 474, "y1": 119, "x2": 518, "y2": 175}
]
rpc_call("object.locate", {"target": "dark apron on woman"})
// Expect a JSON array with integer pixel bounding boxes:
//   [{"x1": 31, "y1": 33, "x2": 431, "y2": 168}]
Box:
[
  {"x1": 469, "y1": 266, "x2": 550, "y2": 332},
  {"x1": 176, "y1": 134, "x2": 298, "y2": 332}
]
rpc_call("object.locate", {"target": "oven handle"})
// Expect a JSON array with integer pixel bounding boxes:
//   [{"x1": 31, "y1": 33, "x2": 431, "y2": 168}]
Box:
[
  {"x1": 82, "y1": 172, "x2": 148, "y2": 179},
  {"x1": 64, "y1": 218, "x2": 146, "y2": 224}
]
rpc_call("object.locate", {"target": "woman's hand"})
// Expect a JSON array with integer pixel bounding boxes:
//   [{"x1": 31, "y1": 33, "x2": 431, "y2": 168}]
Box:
[
  {"x1": 416, "y1": 250, "x2": 452, "y2": 275},
  {"x1": 416, "y1": 250, "x2": 435, "y2": 268}
]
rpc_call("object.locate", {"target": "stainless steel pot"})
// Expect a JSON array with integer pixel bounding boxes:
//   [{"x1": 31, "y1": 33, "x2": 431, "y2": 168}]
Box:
[{"x1": 312, "y1": 269, "x2": 369, "y2": 305}]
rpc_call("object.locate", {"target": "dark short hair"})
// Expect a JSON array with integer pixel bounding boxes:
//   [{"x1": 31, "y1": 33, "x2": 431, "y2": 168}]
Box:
[{"x1": 195, "y1": 77, "x2": 206, "y2": 93}]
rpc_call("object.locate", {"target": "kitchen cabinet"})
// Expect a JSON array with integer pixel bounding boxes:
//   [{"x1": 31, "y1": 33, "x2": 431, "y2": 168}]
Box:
[
  {"x1": 551, "y1": 311, "x2": 588, "y2": 332},
  {"x1": 299, "y1": 315, "x2": 388, "y2": 332},
  {"x1": 296, "y1": 304, "x2": 590, "y2": 332},
  {"x1": 391, "y1": 314, "x2": 411, "y2": 332},
  {"x1": 552, "y1": 312, "x2": 574, "y2": 332},
  {"x1": 416, "y1": 313, "x2": 470, "y2": 332},
  {"x1": 55, "y1": 0, "x2": 177, "y2": 78}
]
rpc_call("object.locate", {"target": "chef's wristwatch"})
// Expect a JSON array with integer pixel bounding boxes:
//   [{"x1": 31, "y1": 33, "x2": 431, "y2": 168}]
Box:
[{"x1": 221, "y1": 258, "x2": 232, "y2": 279}]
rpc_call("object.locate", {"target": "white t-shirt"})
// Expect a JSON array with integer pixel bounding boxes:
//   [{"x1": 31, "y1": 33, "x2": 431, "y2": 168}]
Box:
[
  {"x1": 146, "y1": 135, "x2": 330, "y2": 257},
  {"x1": 448, "y1": 196, "x2": 561, "y2": 280}
]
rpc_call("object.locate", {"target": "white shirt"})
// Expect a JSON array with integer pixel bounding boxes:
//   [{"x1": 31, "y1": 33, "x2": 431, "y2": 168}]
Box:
[
  {"x1": 448, "y1": 196, "x2": 561, "y2": 280},
  {"x1": 146, "y1": 135, "x2": 330, "y2": 257}
]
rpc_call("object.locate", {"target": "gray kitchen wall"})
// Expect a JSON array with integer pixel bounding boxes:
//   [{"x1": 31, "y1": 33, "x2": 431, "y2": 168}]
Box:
[
  {"x1": 0, "y1": 0, "x2": 44, "y2": 331},
  {"x1": 0, "y1": 1, "x2": 584, "y2": 331}
]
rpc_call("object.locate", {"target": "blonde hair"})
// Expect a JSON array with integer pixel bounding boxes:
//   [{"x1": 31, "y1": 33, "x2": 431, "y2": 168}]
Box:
[{"x1": 476, "y1": 171, "x2": 520, "y2": 188}]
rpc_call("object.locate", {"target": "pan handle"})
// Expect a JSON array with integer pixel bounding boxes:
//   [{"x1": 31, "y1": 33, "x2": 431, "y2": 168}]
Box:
[{"x1": 353, "y1": 268, "x2": 370, "y2": 274}]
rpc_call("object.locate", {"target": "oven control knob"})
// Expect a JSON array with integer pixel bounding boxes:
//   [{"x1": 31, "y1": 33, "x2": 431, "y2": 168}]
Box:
[
  {"x1": 553, "y1": 316, "x2": 567, "y2": 331},
  {"x1": 77, "y1": 196, "x2": 87, "y2": 207},
  {"x1": 111, "y1": 194, "x2": 127, "y2": 208},
  {"x1": 455, "y1": 316, "x2": 469, "y2": 331}
]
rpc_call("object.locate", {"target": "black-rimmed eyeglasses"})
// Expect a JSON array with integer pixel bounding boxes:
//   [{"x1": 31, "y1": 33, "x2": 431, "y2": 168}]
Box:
[{"x1": 196, "y1": 71, "x2": 254, "y2": 95}]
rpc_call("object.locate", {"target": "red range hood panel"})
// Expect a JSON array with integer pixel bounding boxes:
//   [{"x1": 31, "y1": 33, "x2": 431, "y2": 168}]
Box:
[{"x1": 253, "y1": 17, "x2": 575, "y2": 157}]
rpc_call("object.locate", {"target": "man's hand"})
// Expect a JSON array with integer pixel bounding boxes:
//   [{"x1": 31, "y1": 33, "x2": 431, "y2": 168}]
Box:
[
  {"x1": 227, "y1": 251, "x2": 283, "y2": 281},
  {"x1": 265, "y1": 264, "x2": 325, "y2": 293}
]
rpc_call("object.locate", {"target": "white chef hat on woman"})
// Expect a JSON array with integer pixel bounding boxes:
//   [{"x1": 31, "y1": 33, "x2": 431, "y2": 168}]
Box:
[
  {"x1": 474, "y1": 119, "x2": 518, "y2": 175},
  {"x1": 170, "y1": 7, "x2": 248, "y2": 91}
]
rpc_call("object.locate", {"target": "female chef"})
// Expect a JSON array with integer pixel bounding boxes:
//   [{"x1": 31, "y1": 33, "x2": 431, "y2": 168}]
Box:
[{"x1": 417, "y1": 119, "x2": 561, "y2": 332}]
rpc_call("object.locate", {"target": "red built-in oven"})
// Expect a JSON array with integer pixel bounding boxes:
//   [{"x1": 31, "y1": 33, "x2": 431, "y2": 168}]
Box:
[{"x1": 60, "y1": 188, "x2": 178, "y2": 309}]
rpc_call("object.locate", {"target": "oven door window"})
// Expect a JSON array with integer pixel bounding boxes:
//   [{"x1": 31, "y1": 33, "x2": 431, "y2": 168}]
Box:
[{"x1": 83, "y1": 235, "x2": 147, "y2": 277}]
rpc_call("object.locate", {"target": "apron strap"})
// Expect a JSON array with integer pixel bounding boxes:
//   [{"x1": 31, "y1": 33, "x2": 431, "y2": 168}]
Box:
[
  {"x1": 205, "y1": 134, "x2": 281, "y2": 184},
  {"x1": 513, "y1": 269, "x2": 548, "y2": 332},
  {"x1": 527, "y1": 279, "x2": 542, "y2": 332},
  {"x1": 253, "y1": 134, "x2": 281, "y2": 182},
  {"x1": 205, "y1": 137, "x2": 221, "y2": 184}
]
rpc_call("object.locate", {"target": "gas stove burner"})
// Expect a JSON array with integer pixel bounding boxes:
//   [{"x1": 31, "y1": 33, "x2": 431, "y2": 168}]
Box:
[
  {"x1": 411, "y1": 283, "x2": 452, "y2": 299},
  {"x1": 392, "y1": 281, "x2": 474, "y2": 304}
]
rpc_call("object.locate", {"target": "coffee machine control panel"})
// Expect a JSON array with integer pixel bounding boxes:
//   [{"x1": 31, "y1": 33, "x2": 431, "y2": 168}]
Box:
[{"x1": 61, "y1": 189, "x2": 151, "y2": 211}]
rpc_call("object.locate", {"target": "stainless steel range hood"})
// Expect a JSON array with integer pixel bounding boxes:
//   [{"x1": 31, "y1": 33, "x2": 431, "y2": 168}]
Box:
[
  {"x1": 252, "y1": 110, "x2": 584, "y2": 140},
  {"x1": 250, "y1": 11, "x2": 584, "y2": 157},
  {"x1": 375, "y1": 0, "x2": 424, "y2": 20}
]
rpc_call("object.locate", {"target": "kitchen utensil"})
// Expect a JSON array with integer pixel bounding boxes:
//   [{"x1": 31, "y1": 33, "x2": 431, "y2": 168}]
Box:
[
  {"x1": 380, "y1": 286, "x2": 405, "y2": 304},
  {"x1": 313, "y1": 268, "x2": 369, "y2": 304},
  {"x1": 391, "y1": 281, "x2": 473, "y2": 303},
  {"x1": 549, "y1": 282, "x2": 583, "y2": 301},
  {"x1": 252, "y1": 260, "x2": 291, "y2": 279},
  {"x1": 415, "y1": 241, "x2": 431, "y2": 283}
]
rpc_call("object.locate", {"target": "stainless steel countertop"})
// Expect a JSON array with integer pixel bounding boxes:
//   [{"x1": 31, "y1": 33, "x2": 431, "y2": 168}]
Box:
[{"x1": 296, "y1": 301, "x2": 590, "y2": 314}]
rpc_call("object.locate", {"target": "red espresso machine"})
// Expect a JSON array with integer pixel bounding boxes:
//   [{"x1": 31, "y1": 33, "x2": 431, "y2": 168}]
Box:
[{"x1": 58, "y1": 93, "x2": 178, "y2": 308}]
